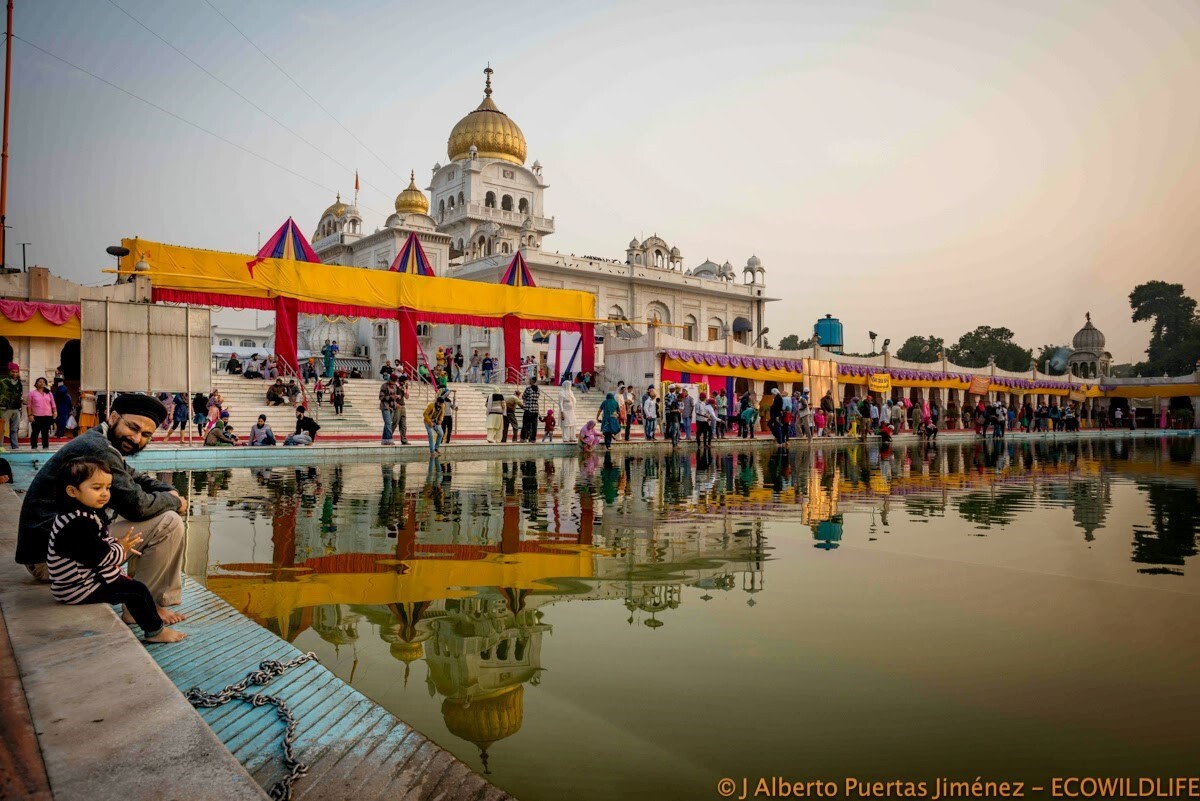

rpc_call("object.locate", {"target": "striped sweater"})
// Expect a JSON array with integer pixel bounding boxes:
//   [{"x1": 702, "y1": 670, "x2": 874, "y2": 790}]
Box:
[{"x1": 46, "y1": 507, "x2": 123, "y2": 604}]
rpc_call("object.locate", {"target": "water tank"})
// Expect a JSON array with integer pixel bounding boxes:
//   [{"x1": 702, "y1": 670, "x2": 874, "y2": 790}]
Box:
[{"x1": 813, "y1": 314, "x2": 843, "y2": 353}]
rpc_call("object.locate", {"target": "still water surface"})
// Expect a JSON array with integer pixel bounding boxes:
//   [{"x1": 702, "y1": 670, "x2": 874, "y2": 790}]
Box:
[{"x1": 180, "y1": 437, "x2": 1199, "y2": 800}]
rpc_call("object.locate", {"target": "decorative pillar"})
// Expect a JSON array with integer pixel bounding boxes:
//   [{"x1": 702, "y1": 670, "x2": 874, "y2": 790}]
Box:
[
  {"x1": 398, "y1": 308, "x2": 418, "y2": 373},
  {"x1": 580, "y1": 322, "x2": 596, "y2": 375},
  {"x1": 503, "y1": 314, "x2": 521, "y2": 383},
  {"x1": 273, "y1": 296, "x2": 299, "y2": 374}
]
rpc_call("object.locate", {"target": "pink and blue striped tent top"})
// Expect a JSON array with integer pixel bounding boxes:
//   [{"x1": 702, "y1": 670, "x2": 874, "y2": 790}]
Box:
[
  {"x1": 257, "y1": 217, "x2": 322, "y2": 262},
  {"x1": 500, "y1": 250, "x2": 536, "y2": 287},
  {"x1": 388, "y1": 231, "x2": 436, "y2": 276}
]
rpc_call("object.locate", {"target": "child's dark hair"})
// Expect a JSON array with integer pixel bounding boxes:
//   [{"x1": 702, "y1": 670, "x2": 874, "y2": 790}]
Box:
[{"x1": 60, "y1": 458, "x2": 111, "y2": 494}]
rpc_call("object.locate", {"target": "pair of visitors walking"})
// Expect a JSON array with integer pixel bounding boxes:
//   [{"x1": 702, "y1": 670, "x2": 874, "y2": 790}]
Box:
[{"x1": 378, "y1": 373, "x2": 409, "y2": 445}]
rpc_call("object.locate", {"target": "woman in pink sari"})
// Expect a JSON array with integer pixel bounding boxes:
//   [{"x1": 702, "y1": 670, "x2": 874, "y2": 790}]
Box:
[{"x1": 578, "y1": 419, "x2": 600, "y2": 452}]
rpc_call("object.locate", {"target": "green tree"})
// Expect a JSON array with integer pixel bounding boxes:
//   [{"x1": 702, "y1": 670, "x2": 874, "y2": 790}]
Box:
[
  {"x1": 946, "y1": 326, "x2": 1033, "y2": 373},
  {"x1": 1036, "y1": 344, "x2": 1071, "y2": 375},
  {"x1": 1129, "y1": 281, "x2": 1200, "y2": 376},
  {"x1": 777, "y1": 334, "x2": 813, "y2": 351},
  {"x1": 895, "y1": 335, "x2": 943, "y2": 363}
]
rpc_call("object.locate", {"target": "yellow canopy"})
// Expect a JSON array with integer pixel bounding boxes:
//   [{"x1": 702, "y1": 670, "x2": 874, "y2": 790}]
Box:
[{"x1": 120, "y1": 238, "x2": 595, "y2": 323}]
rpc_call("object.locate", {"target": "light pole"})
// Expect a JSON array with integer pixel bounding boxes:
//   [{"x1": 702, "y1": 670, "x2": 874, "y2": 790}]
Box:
[
  {"x1": 754, "y1": 326, "x2": 770, "y2": 347},
  {"x1": 19, "y1": 241, "x2": 28, "y2": 271},
  {"x1": 869, "y1": 331, "x2": 877, "y2": 356}
]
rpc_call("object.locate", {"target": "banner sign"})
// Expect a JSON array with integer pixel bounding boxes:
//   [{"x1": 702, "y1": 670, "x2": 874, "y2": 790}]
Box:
[
  {"x1": 867, "y1": 374, "x2": 892, "y2": 393},
  {"x1": 1068, "y1": 389, "x2": 1085, "y2": 402},
  {"x1": 968, "y1": 375, "x2": 991, "y2": 396}
]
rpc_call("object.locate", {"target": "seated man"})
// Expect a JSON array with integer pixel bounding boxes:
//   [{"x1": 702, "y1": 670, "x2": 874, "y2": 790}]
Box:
[
  {"x1": 285, "y1": 379, "x2": 301, "y2": 404},
  {"x1": 379, "y1": 360, "x2": 393, "y2": 379},
  {"x1": 265, "y1": 380, "x2": 286, "y2": 406},
  {"x1": 285, "y1": 405, "x2": 321, "y2": 446},
  {"x1": 248, "y1": 414, "x2": 275, "y2": 446},
  {"x1": 243, "y1": 354, "x2": 262, "y2": 379},
  {"x1": 16, "y1": 393, "x2": 188, "y2": 622},
  {"x1": 349, "y1": 367, "x2": 364, "y2": 379},
  {"x1": 225, "y1": 353, "x2": 242, "y2": 375}
]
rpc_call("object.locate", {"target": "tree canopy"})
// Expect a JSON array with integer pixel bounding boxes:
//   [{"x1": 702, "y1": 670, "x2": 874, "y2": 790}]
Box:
[
  {"x1": 777, "y1": 334, "x2": 813, "y2": 351},
  {"x1": 1129, "y1": 281, "x2": 1200, "y2": 376},
  {"x1": 945, "y1": 326, "x2": 1033, "y2": 373},
  {"x1": 895, "y1": 335, "x2": 943, "y2": 363}
]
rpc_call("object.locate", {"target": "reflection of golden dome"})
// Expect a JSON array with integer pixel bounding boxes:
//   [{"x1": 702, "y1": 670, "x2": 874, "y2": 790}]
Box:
[
  {"x1": 447, "y1": 67, "x2": 527, "y2": 166},
  {"x1": 389, "y1": 641, "x2": 425, "y2": 663},
  {"x1": 394, "y1": 172, "x2": 430, "y2": 215},
  {"x1": 442, "y1": 685, "x2": 523, "y2": 752}
]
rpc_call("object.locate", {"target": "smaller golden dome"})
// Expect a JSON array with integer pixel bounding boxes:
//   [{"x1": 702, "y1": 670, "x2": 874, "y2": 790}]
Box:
[
  {"x1": 389, "y1": 641, "x2": 425, "y2": 663},
  {"x1": 395, "y1": 171, "x2": 430, "y2": 215},
  {"x1": 322, "y1": 193, "x2": 347, "y2": 219}
]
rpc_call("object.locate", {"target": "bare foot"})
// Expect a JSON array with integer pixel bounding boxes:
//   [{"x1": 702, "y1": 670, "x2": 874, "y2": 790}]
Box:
[
  {"x1": 121, "y1": 609, "x2": 136, "y2": 625},
  {"x1": 145, "y1": 627, "x2": 187, "y2": 643},
  {"x1": 158, "y1": 607, "x2": 187, "y2": 624}
]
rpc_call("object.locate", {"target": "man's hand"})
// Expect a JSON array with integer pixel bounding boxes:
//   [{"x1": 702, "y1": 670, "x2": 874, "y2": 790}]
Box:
[
  {"x1": 117, "y1": 531, "x2": 144, "y2": 560},
  {"x1": 169, "y1": 490, "x2": 188, "y2": 515}
]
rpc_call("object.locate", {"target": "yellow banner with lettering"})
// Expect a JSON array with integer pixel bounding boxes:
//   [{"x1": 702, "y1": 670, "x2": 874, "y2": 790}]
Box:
[{"x1": 867, "y1": 374, "x2": 892, "y2": 393}]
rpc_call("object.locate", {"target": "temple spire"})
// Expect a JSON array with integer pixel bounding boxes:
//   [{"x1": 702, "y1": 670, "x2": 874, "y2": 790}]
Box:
[{"x1": 484, "y1": 63, "x2": 493, "y2": 97}]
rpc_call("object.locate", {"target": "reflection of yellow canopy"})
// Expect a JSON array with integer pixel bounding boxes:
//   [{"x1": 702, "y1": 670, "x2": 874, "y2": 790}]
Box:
[
  {"x1": 208, "y1": 551, "x2": 595, "y2": 625},
  {"x1": 120, "y1": 238, "x2": 595, "y2": 323}
]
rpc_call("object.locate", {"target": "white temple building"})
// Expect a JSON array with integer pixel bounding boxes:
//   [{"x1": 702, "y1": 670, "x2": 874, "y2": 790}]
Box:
[{"x1": 303, "y1": 67, "x2": 775, "y2": 378}]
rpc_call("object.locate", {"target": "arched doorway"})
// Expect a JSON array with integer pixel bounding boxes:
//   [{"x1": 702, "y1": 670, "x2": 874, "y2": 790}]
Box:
[
  {"x1": 59, "y1": 340, "x2": 81, "y2": 380},
  {"x1": 60, "y1": 339, "x2": 82, "y2": 412}
]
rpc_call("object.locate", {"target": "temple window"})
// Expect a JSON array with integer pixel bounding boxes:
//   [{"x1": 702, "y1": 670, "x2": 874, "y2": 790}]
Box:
[
  {"x1": 518, "y1": 198, "x2": 529, "y2": 213},
  {"x1": 502, "y1": 195, "x2": 514, "y2": 211},
  {"x1": 485, "y1": 191, "x2": 496, "y2": 208}
]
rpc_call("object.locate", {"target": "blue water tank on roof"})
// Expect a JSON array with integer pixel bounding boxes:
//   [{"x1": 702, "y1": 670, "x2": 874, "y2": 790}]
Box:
[{"x1": 813, "y1": 314, "x2": 843, "y2": 351}]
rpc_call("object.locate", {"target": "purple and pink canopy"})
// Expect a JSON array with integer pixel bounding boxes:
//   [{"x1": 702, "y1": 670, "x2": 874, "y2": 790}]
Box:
[
  {"x1": 257, "y1": 217, "x2": 321, "y2": 263},
  {"x1": 389, "y1": 231, "x2": 435, "y2": 276},
  {"x1": 500, "y1": 250, "x2": 536, "y2": 287}
]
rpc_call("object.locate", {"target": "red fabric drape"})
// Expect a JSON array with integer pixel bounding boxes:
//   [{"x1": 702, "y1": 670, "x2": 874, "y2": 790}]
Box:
[
  {"x1": 294, "y1": 301, "x2": 399, "y2": 319},
  {"x1": 503, "y1": 315, "x2": 522, "y2": 383},
  {"x1": 152, "y1": 289, "x2": 275, "y2": 310},
  {"x1": 398, "y1": 308, "x2": 419, "y2": 372},
  {"x1": 580, "y1": 322, "x2": 595, "y2": 374},
  {"x1": 274, "y1": 296, "x2": 299, "y2": 373},
  {"x1": 0, "y1": 300, "x2": 79, "y2": 324}
]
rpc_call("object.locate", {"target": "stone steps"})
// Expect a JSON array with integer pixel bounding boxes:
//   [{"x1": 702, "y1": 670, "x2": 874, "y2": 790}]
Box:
[{"x1": 206, "y1": 376, "x2": 590, "y2": 439}]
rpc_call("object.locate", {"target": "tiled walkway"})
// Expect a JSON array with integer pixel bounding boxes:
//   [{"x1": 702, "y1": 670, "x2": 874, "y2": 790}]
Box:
[{"x1": 147, "y1": 577, "x2": 512, "y2": 801}]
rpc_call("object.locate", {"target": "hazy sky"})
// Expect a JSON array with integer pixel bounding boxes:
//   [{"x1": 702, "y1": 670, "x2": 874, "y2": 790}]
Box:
[{"x1": 8, "y1": 0, "x2": 1199, "y2": 362}]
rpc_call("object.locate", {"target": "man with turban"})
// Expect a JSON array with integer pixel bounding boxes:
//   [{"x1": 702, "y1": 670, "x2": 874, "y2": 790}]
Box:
[{"x1": 17, "y1": 392, "x2": 188, "y2": 622}]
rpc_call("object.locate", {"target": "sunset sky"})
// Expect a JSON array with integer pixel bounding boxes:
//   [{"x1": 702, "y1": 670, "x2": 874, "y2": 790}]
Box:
[{"x1": 7, "y1": 0, "x2": 1199, "y2": 363}]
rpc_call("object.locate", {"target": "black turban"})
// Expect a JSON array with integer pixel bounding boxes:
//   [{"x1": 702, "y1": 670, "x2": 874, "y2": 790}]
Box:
[{"x1": 111, "y1": 392, "x2": 168, "y2": 426}]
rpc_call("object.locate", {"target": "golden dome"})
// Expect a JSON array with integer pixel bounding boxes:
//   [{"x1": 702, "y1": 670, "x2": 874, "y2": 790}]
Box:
[
  {"x1": 441, "y1": 685, "x2": 523, "y2": 749},
  {"x1": 447, "y1": 67, "x2": 527, "y2": 166},
  {"x1": 394, "y1": 171, "x2": 430, "y2": 215},
  {"x1": 322, "y1": 193, "x2": 348, "y2": 219}
]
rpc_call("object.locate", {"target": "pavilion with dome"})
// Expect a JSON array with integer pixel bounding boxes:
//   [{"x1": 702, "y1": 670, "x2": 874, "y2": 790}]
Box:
[{"x1": 1067, "y1": 312, "x2": 1112, "y2": 379}]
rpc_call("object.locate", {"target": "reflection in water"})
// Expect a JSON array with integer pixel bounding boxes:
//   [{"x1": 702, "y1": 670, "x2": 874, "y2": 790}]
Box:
[{"x1": 174, "y1": 437, "x2": 1199, "y2": 800}]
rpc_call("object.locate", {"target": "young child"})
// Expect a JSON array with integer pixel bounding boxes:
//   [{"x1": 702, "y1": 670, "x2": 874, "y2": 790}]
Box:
[
  {"x1": 814, "y1": 408, "x2": 827, "y2": 437},
  {"x1": 313, "y1": 378, "x2": 325, "y2": 406},
  {"x1": 541, "y1": 407, "x2": 557, "y2": 442},
  {"x1": 47, "y1": 459, "x2": 186, "y2": 643}
]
